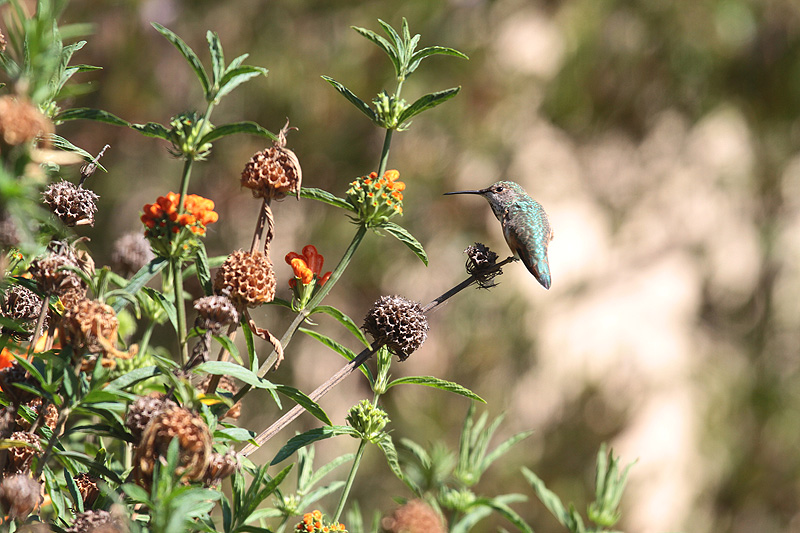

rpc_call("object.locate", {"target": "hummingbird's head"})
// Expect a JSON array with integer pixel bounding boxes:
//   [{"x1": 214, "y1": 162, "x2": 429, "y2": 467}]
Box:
[{"x1": 444, "y1": 180, "x2": 526, "y2": 219}]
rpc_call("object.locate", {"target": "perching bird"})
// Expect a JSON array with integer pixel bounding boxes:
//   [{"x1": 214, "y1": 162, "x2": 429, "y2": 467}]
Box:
[{"x1": 445, "y1": 181, "x2": 553, "y2": 289}]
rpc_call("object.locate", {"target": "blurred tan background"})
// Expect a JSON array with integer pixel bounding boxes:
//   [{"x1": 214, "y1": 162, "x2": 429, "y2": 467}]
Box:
[{"x1": 47, "y1": 0, "x2": 800, "y2": 531}]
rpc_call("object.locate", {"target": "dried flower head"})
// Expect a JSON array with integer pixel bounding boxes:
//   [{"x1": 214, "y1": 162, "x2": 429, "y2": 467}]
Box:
[
  {"x1": 66, "y1": 509, "x2": 126, "y2": 533},
  {"x1": 28, "y1": 251, "x2": 87, "y2": 300},
  {"x1": 382, "y1": 499, "x2": 446, "y2": 533},
  {"x1": 346, "y1": 169, "x2": 405, "y2": 226},
  {"x1": 203, "y1": 449, "x2": 239, "y2": 486},
  {"x1": 0, "y1": 30, "x2": 6, "y2": 53},
  {"x1": 294, "y1": 510, "x2": 347, "y2": 532},
  {"x1": 465, "y1": 242, "x2": 501, "y2": 287},
  {"x1": 1, "y1": 284, "x2": 47, "y2": 340},
  {"x1": 363, "y1": 295, "x2": 428, "y2": 361},
  {"x1": 0, "y1": 474, "x2": 42, "y2": 520},
  {"x1": 213, "y1": 250, "x2": 275, "y2": 308},
  {"x1": 42, "y1": 180, "x2": 99, "y2": 226},
  {"x1": 0, "y1": 96, "x2": 53, "y2": 147},
  {"x1": 74, "y1": 472, "x2": 100, "y2": 508},
  {"x1": 111, "y1": 232, "x2": 155, "y2": 276},
  {"x1": 6, "y1": 431, "x2": 42, "y2": 474},
  {"x1": 0, "y1": 361, "x2": 39, "y2": 404},
  {"x1": 132, "y1": 406, "x2": 212, "y2": 489},
  {"x1": 0, "y1": 209, "x2": 20, "y2": 249},
  {"x1": 15, "y1": 397, "x2": 58, "y2": 431},
  {"x1": 62, "y1": 299, "x2": 135, "y2": 368},
  {"x1": 125, "y1": 394, "x2": 178, "y2": 444},
  {"x1": 241, "y1": 121, "x2": 302, "y2": 200},
  {"x1": 193, "y1": 294, "x2": 239, "y2": 332}
]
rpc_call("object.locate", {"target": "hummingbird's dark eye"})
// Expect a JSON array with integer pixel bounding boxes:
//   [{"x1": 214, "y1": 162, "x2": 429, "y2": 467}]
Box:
[{"x1": 495, "y1": 186, "x2": 504, "y2": 192}]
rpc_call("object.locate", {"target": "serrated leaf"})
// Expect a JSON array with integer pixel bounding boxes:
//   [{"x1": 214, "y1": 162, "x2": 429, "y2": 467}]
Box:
[
  {"x1": 377, "y1": 433, "x2": 404, "y2": 481},
  {"x1": 310, "y1": 305, "x2": 370, "y2": 347},
  {"x1": 522, "y1": 466, "x2": 572, "y2": 527},
  {"x1": 152, "y1": 22, "x2": 210, "y2": 97},
  {"x1": 274, "y1": 384, "x2": 331, "y2": 425},
  {"x1": 207, "y1": 31, "x2": 225, "y2": 89},
  {"x1": 217, "y1": 66, "x2": 268, "y2": 101},
  {"x1": 408, "y1": 46, "x2": 469, "y2": 75},
  {"x1": 129, "y1": 121, "x2": 172, "y2": 140},
  {"x1": 386, "y1": 376, "x2": 485, "y2": 403},
  {"x1": 481, "y1": 430, "x2": 534, "y2": 472},
  {"x1": 271, "y1": 426, "x2": 355, "y2": 465},
  {"x1": 299, "y1": 328, "x2": 373, "y2": 384},
  {"x1": 299, "y1": 187, "x2": 356, "y2": 212},
  {"x1": 321, "y1": 76, "x2": 377, "y2": 122},
  {"x1": 194, "y1": 361, "x2": 276, "y2": 391},
  {"x1": 351, "y1": 25, "x2": 400, "y2": 76},
  {"x1": 397, "y1": 87, "x2": 461, "y2": 125},
  {"x1": 378, "y1": 221, "x2": 429, "y2": 265},
  {"x1": 197, "y1": 121, "x2": 277, "y2": 146},
  {"x1": 54, "y1": 107, "x2": 130, "y2": 127}
]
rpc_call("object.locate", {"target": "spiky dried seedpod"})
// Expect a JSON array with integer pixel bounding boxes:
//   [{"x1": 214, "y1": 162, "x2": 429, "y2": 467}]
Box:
[
  {"x1": 198, "y1": 374, "x2": 241, "y2": 419},
  {"x1": 62, "y1": 299, "x2": 118, "y2": 354},
  {"x1": 363, "y1": 295, "x2": 429, "y2": 361},
  {"x1": 1, "y1": 284, "x2": 47, "y2": 340},
  {"x1": 193, "y1": 294, "x2": 239, "y2": 332},
  {"x1": 110, "y1": 232, "x2": 155, "y2": 276},
  {"x1": 465, "y1": 242, "x2": 501, "y2": 287},
  {"x1": 203, "y1": 450, "x2": 239, "y2": 486},
  {"x1": 213, "y1": 250, "x2": 275, "y2": 308},
  {"x1": 132, "y1": 406, "x2": 212, "y2": 489},
  {"x1": 382, "y1": 499, "x2": 447, "y2": 533},
  {"x1": 125, "y1": 394, "x2": 177, "y2": 444},
  {"x1": 0, "y1": 474, "x2": 41, "y2": 520},
  {"x1": 42, "y1": 180, "x2": 99, "y2": 226},
  {"x1": 240, "y1": 121, "x2": 302, "y2": 200},
  {"x1": 65, "y1": 509, "x2": 126, "y2": 533},
  {"x1": 0, "y1": 29, "x2": 6, "y2": 53},
  {"x1": 6, "y1": 431, "x2": 41, "y2": 474},
  {"x1": 15, "y1": 397, "x2": 58, "y2": 431},
  {"x1": 74, "y1": 472, "x2": 100, "y2": 507},
  {"x1": 0, "y1": 96, "x2": 53, "y2": 147},
  {"x1": 28, "y1": 252, "x2": 87, "y2": 300},
  {"x1": 0, "y1": 361, "x2": 39, "y2": 404}
]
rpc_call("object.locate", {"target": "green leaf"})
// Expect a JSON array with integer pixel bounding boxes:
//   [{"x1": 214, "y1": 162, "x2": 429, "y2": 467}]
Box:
[
  {"x1": 351, "y1": 25, "x2": 400, "y2": 76},
  {"x1": 476, "y1": 496, "x2": 533, "y2": 533},
  {"x1": 299, "y1": 328, "x2": 373, "y2": 384},
  {"x1": 481, "y1": 430, "x2": 534, "y2": 473},
  {"x1": 48, "y1": 134, "x2": 107, "y2": 173},
  {"x1": 194, "y1": 243, "x2": 213, "y2": 295},
  {"x1": 408, "y1": 46, "x2": 469, "y2": 75},
  {"x1": 242, "y1": 319, "x2": 257, "y2": 373},
  {"x1": 377, "y1": 433, "x2": 404, "y2": 481},
  {"x1": 386, "y1": 376, "x2": 485, "y2": 403},
  {"x1": 197, "y1": 121, "x2": 277, "y2": 146},
  {"x1": 271, "y1": 426, "x2": 355, "y2": 465},
  {"x1": 142, "y1": 287, "x2": 178, "y2": 333},
  {"x1": 194, "y1": 361, "x2": 276, "y2": 391},
  {"x1": 107, "y1": 366, "x2": 161, "y2": 390},
  {"x1": 275, "y1": 384, "x2": 331, "y2": 425},
  {"x1": 397, "y1": 87, "x2": 461, "y2": 125},
  {"x1": 522, "y1": 466, "x2": 571, "y2": 527},
  {"x1": 152, "y1": 22, "x2": 210, "y2": 97},
  {"x1": 111, "y1": 257, "x2": 168, "y2": 313},
  {"x1": 54, "y1": 107, "x2": 130, "y2": 127},
  {"x1": 378, "y1": 221, "x2": 429, "y2": 265},
  {"x1": 129, "y1": 121, "x2": 172, "y2": 140},
  {"x1": 212, "y1": 333, "x2": 242, "y2": 365},
  {"x1": 300, "y1": 187, "x2": 356, "y2": 212},
  {"x1": 321, "y1": 76, "x2": 377, "y2": 122},
  {"x1": 215, "y1": 426, "x2": 255, "y2": 443},
  {"x1": 310, "y1": 305, "x2": 370, "y2": 347},
  {"x1": 207, "y1": 30, "x2": 225, "y2": 90},
  {"x1": 217, "y1": 66, "x2": 268, "y2": 101}
]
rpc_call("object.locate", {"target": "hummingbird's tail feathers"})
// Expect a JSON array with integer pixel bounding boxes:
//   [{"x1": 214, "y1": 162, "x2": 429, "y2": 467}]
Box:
[{"x1": 516, "y1": 243, "x2": 551, "y2": 290}]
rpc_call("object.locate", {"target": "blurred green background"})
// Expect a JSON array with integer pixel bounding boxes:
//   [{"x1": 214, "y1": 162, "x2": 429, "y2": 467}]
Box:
[{"x1": 27, "y1": 0, "x2": 800, "y2": 530}]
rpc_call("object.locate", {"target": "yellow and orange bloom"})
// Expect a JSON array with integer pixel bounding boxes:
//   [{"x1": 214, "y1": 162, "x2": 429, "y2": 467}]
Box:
[
  {"x1": 294, "y1": 510, "x2": 347, "y2": 533},
  {"x1": 345, "y1": 169, "x2": 405, "y2": 226},
  {"x1": 141, "y1": 192, "x2": 218, "y2": 257},
  {"x1": 285, "y1": 245, "x2": 332, "y2": 309}
]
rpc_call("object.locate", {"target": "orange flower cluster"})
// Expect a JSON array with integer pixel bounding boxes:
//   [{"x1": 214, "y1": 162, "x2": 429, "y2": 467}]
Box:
[
  {"x1": 345, "y1": 169, "x2": 406, "y2": 226},
  {"x1": 141, "y1": 192, "x2": 218, "y2": 237},
  {"x1": 285, "y1": 245, "x2": 331, "y2": 289},
  {"x1": 294, "y1": 510, "x2": 347, "y2": 533}
]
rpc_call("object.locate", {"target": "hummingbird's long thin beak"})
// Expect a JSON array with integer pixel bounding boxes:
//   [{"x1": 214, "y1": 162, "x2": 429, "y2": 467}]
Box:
[{"x1": 443, "y1": 188, "x2": 489, "y2": 196}]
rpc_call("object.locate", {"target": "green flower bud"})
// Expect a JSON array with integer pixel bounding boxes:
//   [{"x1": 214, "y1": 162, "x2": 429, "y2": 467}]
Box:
[{"x1": 346, "y1": 400, "x2": 389, "y2": 443}]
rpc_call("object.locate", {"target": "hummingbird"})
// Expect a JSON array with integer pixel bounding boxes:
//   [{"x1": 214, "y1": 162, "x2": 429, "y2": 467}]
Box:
[{"x1": 444, "y1": 181, "x2": 553, "y2": 289}]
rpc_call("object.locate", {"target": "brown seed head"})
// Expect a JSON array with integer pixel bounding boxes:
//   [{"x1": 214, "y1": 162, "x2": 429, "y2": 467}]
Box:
[
  {"x1": 363, "y1": 296, "x2": 429, "y2": 361},
  {"x1": 0, "y1": 96, "x2": 53, "y2": 147},
  {"x1": 66, "y1": 509, "x2": 127, "y2": 533},
  {"x1": 198, "y1": 374, "x2": 241, "y2": 419},
  {"x1": 0, "y1": 362, "x2": 39, "y2": 404},
  {"x1": 240, "y1": 123, "x2": 302, "y2": 200},
  {"x1": 0, "y1": 474, "x2": 42, "y2": 520},
  {"x1": 62, "y1": 299, "x2": 119, "y2": 354},
  {"x1": 193, "y1": 294, "x2": 239, "y2": 331},
  {"x1": 1, "y1": 284, "x2": 47, "y2": 340},
  {"x1": 15, "y1": 397, "x2": 58, "y2": 431},
  {"x1": 42, "y1": 180, "x2": 99, "y2": 227},
  {"x1": 110, "y1": 232, "x2": 155, "y2": 276},
  {"x1": 203, "y1": 449, "x2": 240, "y2": 486},
  {"x1": 6, "y1": 431, "x2": 41, "y2": 474},
  {"x1": 132, "y1": 406, "x2": 212, "y2": 489},
  {"x1": 74, "y1": 472, "x2": 101, "y2": 507},
  {"x1": 213, "y1": 250, "x2": 275, "y2": 308},
  {"x1": 28, "y1": 252, "x2": 87, "y2": 299},
  {"x1": 125, "y1": 394, "x2": 178, "y2": 444},
  {"x1": 382, "y1": 499, "x2": 446, "y2": 533}
]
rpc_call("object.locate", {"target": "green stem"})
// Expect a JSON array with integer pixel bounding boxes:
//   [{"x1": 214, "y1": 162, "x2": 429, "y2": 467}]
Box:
[
  {"x1": 177, "y1": 158, "x2": 194, "y2": 216},
  {"x1": 170, "y1": 257, "x2": 188, "y2": 364},
  {"x1": 252, "y1": 224, "x2": 369, "y2": 379},
  {"x1": 377, "y1": 128, "x2": 393, "y2": 176},
  {"x1": 334, "y1": 440, "x2": 367, "y2": 523}
]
